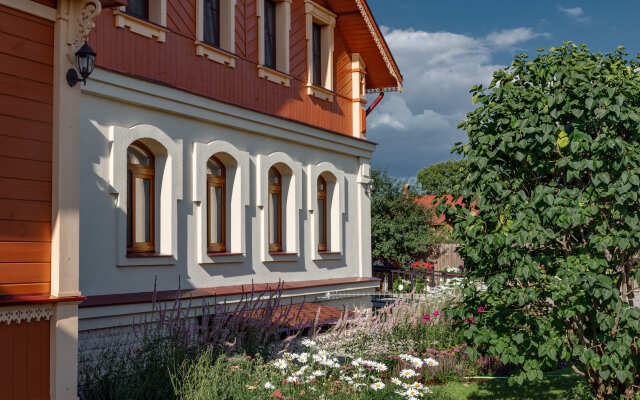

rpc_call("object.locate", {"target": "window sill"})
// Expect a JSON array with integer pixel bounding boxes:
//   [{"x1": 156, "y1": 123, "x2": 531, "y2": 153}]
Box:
[
  {"x1": 264, "y1": 252, "x2": 299, "y2": 263},
  {"x1": 200, "y1": 252, "x2": 245, "y2": 265},
  {"x1": 257, "y1": 65, "x2": 291, "y2": 87},
  {"x1": 313, "y1": 251, "x2": 343, "y2": 261},
  {"x1": 119, "y1": 253, "x2": 176, "y2": 267},
  {"x1": 114, "y1": 10, "x2": 168, "y2": 42},
  {"x1": 195, "y1": 41, "x2": 237, "y2": 68},
  {"x1": 305, "y1": 84, "x2": 335, "y2": 102}
]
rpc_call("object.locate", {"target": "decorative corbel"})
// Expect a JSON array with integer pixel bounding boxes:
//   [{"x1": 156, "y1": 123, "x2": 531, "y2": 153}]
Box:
[{"x1": 65, "y1": 0, "x2": 102, "y2": 62}]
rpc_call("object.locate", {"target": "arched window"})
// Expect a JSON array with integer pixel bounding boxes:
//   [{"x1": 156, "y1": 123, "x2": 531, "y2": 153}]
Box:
[
  {"x1": 268, "y1": 167, "x2": 282, "y2": 252},
  {"x1": 127, "y1": 141, "x2": 155, "y2": 254},
  {"x1": 317, "y1": 176, "x2": 327, "y2": 251},
  {"x1": 207, "y1": 156, "x2": 226, "y2": 253}
]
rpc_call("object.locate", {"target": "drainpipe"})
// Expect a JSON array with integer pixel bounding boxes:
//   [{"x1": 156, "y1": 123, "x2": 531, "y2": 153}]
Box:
[{"x1": 366, "y1": 92, "x2": 385, "y2": 116}]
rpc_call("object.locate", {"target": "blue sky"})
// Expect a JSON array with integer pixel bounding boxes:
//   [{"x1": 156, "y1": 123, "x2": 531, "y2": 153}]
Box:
[{"x1": 365, "y1": 1, "x2": 640, "y2": 178}]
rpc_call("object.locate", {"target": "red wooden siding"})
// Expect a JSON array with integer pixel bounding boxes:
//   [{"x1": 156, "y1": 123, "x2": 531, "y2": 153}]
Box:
[
  {"x1": 31, "y1": 0, "x2": 56, "y2": 8},
  {"x1": 90, "y1": 0, "x2": 355, "y2": 136},
  {"x1": 0, "y1": 319, "x2": 51, "y2": 400},
  {"x1": 0, "y1": 5, "x2": 53, "y2": 297}
]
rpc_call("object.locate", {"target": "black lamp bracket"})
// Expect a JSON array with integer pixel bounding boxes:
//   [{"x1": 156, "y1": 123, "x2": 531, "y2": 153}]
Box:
[{"x1": 66, "y1": 68, "x2": 85, "y2": 87}]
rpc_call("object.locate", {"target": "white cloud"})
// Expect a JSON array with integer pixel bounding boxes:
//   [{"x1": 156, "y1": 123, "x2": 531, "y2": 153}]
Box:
[
  {"x1": 559, "y1": 6, "x2": 583, "y2": 17},
  {"x1": 558, "y1": 6, "x2": 590, "y2": 22},
  {"x1": 486, "y1": 27, "x2": 548, "y2": 48},
  {"x1": 368, "y1": 27, "x2": 522, "y2": 177}
]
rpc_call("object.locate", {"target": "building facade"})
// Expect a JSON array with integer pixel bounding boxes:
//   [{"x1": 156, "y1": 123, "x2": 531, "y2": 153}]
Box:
[{"x1": 0, "y1": 0, "x2": 401, "y2": 398}]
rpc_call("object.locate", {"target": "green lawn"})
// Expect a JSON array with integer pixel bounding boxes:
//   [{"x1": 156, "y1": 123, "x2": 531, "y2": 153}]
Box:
[{"x1": 434, "y1": 372, "x2": 583, "y2": 400}]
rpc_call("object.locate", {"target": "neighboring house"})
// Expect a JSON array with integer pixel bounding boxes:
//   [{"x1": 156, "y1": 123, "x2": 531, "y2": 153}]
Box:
[
  {"x1": 415, "y1": 194, "x2": 478, "y2": 269},
  {"x1": 0, "y1": 0, "x2": 402, "y2": 398}
]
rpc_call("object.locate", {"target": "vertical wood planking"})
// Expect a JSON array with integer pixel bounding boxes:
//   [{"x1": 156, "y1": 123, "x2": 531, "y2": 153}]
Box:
[
  {"x1": 91, "y1": 0, "x2": 358, "y2": 137},
  {"x1": 0, "y1": 319, "x2": 51, "y2": 400}
]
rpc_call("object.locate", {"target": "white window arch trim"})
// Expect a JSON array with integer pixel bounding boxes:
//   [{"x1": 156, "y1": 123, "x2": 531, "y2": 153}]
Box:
[
  {"x1": 257, "y1": 152, "x2": 302, "y2": 262},
  {"x1": 307, "y1": 162, "x2": 344, "y2": 261},
  {"x1": 193, "y1": 140, "x2": 250, "y2": 264},
  {"x1": 108, "y1": 124, "x2": 183, "y2": 266}
]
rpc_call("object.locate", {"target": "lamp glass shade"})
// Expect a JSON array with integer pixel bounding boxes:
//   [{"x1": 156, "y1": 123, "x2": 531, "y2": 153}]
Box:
[{"x1": 75, "y1": 42, "x2": 96, "y2": 80}]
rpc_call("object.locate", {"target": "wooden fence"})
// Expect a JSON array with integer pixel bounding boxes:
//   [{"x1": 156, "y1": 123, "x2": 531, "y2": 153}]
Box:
[{"x1": 429, "y1": 243, "x2": 463, "y2": 269}]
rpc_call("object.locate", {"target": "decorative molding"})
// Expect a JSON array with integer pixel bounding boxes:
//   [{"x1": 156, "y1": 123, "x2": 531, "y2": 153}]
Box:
[
  {"x1": 114, "y1": 9, "x2": 168, "y2": 42},
  {"x1": 257, "y1": 65, "x2": 291, "y2": 87},
  {"x1": 305, "y1": 84, "x2": 334, "y2": 102},
  {"x1": 307, "y1": 161, "x2": 345, "y2": 260},
  {"x1": 72, "y1": 0, "x2": 103, "y2": 48},
  {"x1": 0, "y1": 0, "x2": 56, "y2": 21},
  {"x1": 0, "y1": 304, "x2": 53, "y2": 325},
  {"x1": 195, "y1": 41, "x2": 237, "y2": 68},
  {"x1": 353, "y1": 0, "x2": 402, "y2": 93},
  {"x1": 192, "y1": 139, "x2": 250, "y2": 264}
]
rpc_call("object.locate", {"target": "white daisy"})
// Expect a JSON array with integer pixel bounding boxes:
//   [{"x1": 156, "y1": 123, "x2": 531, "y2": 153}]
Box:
[
  {"x1": 285, "y1": 376, "x2": 299, "y2": 383},
  {"x1": 410, "y1": 357, "x2": 424, "y2": 369},
  {"x1": 296, "y1": 353, "x2": 309, "y2": 363},
  {"x1": 312, "y1": 370, "x2": 326, "y2": 377},
  {"x1": 391, "y1": 377, "x2": 402, "y2": 385},
  {"x1": 263, "y1": 382, "x2": 275, "y2": 390},
  {"x1": 301, "y1": 338, "x2": 316, "y2": 347},
  {"x1": 405, "y1": 388, "x2": 421, "y2": 397},
  {"x1": 370, "y1": 381, "x2": 385, "y2": 391},
  {"x1": 273, "y1": 359, "x2": 288, "y2": 370},
  {"x1": 410, "y1": 382, "x2": 423, "y2": 389},
  {"x1": 374, "y1": 363, "x2": 388, "y2": 372},
  {"x1": 399, "y1": 369, "x2": 417, "y2": 378},
  {"x1": 424, "y1": 357, "x2": 439, "y2": 367}
]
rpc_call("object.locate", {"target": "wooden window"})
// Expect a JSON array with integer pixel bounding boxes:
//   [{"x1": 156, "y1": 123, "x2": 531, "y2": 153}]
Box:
[
  {"x1": 268, "y1": 167, "x2": 282, "y2": 252},
  {"x1": 127, "y1": 141, "x2": 155, "y2": 254},
  {"x1": 317, "y1": 176, "x2": 327, "y2": 251},
  {"x1": 312, "y1": 23, "x2": 322, "y2": 87},
  {"x1": 203, "y1": 0, "x2": 221, "y2": 47},
  {"x1": 264, "y1": 0, "x2": 277, "y2": 69},
  {"x1": 207, "y1": 156, "x2": 226, "y2": 253},
  {"x1": 126, "y1": 0, "x2": 149, "y2": 20}
]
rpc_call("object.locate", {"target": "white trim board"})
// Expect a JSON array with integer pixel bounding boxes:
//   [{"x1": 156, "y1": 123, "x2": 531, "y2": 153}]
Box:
[
  {"x1": 0, "y1": 0, "x2": 56, "y2": 21},
  {"x1": 84, "y1": 68, "x2": 376, "y2": 158}
]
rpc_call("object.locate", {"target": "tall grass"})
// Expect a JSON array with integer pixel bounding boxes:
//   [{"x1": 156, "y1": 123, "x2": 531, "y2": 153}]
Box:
[{"x1": 79, "y1": 279, "x2": 304, "y2": 400}]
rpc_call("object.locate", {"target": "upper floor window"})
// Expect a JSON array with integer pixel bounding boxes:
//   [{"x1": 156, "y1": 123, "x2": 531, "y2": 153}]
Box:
[
  {"x1": 207, "y1": 156, "x2": 226, "y2": 253},
  {"x1": 317, "y1": 176, "x2": 327, "y2": 251},
  {"x1": 268, "y1": 167, "x2": 282, "y2": 252},
  {"x1": 127, "y1": 141, "x2": 155, "y2": 254},
  {"x1": 195, "y1": 0, "x2": 237, "y2": 67},
  {"x1": 256, "y1": 0, "x2": 291, "y2": 86},
  {"x1": 126, "y1": 0, "x2": 149, "y2": 20},
  {"x1": 203, "y1": 0, "x2": 221, "y2": 47},
  {"x1": 312, "y1": 23, "x2": 322, "y2": 87},
  {"x1": 115, "y1": 0, "x2": 168, "y2": 42},
  {"x1": 264, "y1": 0, "x2": 277, "y2": 69},
  {"x1": 304, "y1": 0, "x2": 336, "y2": 100}
]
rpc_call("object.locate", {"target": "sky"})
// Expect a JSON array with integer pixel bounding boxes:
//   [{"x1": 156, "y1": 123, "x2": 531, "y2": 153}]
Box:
[{"x1": 365, "y1": 1, "x2": 640, "y2": 179}]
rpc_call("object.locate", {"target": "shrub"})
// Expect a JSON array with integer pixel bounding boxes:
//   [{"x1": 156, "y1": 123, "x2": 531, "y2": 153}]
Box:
[{"x1": 449, "y1": 43, "x2": 640, "y2": 399}]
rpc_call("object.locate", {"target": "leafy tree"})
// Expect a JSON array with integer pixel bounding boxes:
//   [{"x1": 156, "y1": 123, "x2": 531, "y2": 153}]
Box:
[
  {"x1": 417, "y1": 159, "x2": 468, "y2": 195},
  {"x1": 447, "y1": 43, "x2": 640, "y2": 399},
  {"x1": 371, "y1": 170, "x2": 440, "y2": 266}
]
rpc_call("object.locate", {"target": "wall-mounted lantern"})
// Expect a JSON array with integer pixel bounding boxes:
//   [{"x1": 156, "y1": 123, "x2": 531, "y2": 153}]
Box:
[{"x1": 66, "y1": 42, "x2": 97, "y2": 87}]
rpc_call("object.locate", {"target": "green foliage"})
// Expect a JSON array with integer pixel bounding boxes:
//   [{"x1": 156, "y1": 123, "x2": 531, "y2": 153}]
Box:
[
  {"x1": 371, "y1": 170, "x2": 442, "y2": 265},
  {"x1": 447, "y1": 43, "x2": 640, "y2": 399},
  {"x1": 417, "y1": 159, "x2": 468, "y2": 195}
]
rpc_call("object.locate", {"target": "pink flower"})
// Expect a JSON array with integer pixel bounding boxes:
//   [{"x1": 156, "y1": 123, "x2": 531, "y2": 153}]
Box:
[
  {"x1": 477, "y1": 307, "x2": 484, "y2": 313},
  {"x1": 423, "y1": 314, "x2": 431, "y2": 321},
  {"x1": 433, "y1": 311, "x2": 440, "y2": 316}
]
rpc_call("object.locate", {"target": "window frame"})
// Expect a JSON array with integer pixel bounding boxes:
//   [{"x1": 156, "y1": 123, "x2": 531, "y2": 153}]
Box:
[
  {"x1": 195, "y1": 0, "x2": 237, "y2": 67},
  {"x1": 264, "y1": 0, "x2": 277, "y2": 70},
  {"x1": 206, "y1": 155, "x2": 226, "y2": 253},
  {"x1": 317, "y1": 175, "x2": 327, "y2": 252},
  {"x1": 256, "y1": 0, "x2": 291, "y2": 86},
  {"x1": 127, "y1": 141, "x2": 155, "y2": 255},
  {"x1": 115, "y1": 0, "x2": 168, "y2": 43},
  {"x1": 125, "y1": 0, "x2": 149, "y2": 20},
  {"x1": 307, "y1": 162, "x2": 345, "y2": 261},
  {"x1": 268, "y1": 167, "x2": 283, "y2": 253},
  {"x1": 202, "y1": 0, "x2": 221, "y2": 48},
  {"x1": 303, "y1": 0, "x2": 336, "y2": 101}
]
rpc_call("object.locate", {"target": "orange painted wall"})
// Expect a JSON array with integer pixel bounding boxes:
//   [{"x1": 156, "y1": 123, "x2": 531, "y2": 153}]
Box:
[
  {"x1": 0, "y1": 319, "x2": 51, "y2": 399},
  {"x1": 90, "y1": 0, "x2": 356, "y2": 136},
  {"x1": 0, "y1": 5, "x2": 53, "y2": 297}
]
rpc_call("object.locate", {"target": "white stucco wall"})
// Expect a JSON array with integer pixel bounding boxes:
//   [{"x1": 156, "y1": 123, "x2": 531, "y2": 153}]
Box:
[{"x1": 76, "y1": 68, "x2": 375, "y2": 300}]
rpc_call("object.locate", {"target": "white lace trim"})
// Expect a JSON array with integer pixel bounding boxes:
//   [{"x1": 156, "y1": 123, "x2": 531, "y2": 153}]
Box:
[
  {"x1": 0, "y1": 304, "x2": 54, "y2": 325},
  {"x1": 354, "y1": 0, "x2": 402, "y2": 93}
]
